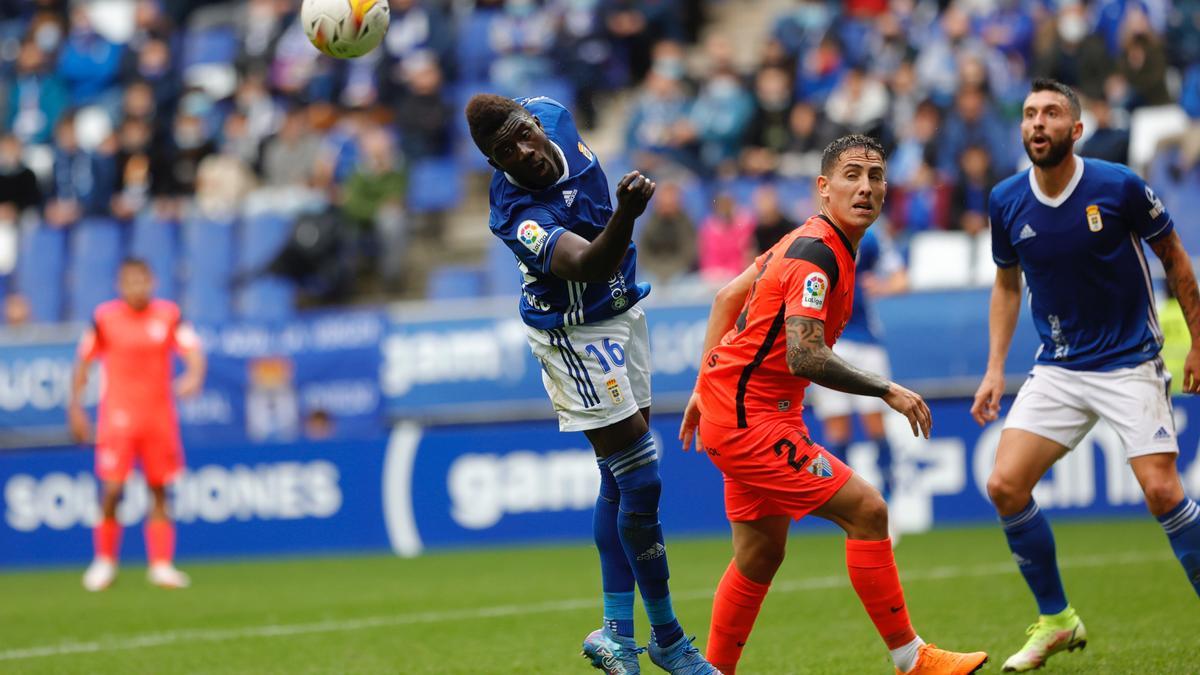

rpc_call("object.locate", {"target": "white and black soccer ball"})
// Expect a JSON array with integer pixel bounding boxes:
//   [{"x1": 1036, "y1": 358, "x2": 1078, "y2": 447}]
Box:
[{"x1": 301, "y1": 0, "x2": 390, "y2": 59}]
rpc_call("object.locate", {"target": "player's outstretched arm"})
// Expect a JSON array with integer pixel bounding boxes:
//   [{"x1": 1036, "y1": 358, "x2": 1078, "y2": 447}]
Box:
[
  {"x1": 1151, "y1": 231, "x2": 1200, "y2": 393},
  {"x1": 971, "y1": 265, "x2": 1022, "y2": 425},
  {"x1": 549, "y1": 170, "x2": 655, "y2": 283},
  {"x1": 175, "y1": 345, "x2": 207, "y2": 399},
  {"x1": 785, "y1": 316, "x2": 931, "y2": 437},
  {"x1": 679, "y1": 263, "x2": 758, "y2": 451},
  {"x1": 67, "y1": 349, "x2": 93, "y2": 443}
]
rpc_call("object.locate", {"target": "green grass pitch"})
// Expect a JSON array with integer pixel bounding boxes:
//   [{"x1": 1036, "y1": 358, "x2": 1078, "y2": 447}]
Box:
[{"x1": 1, "y1": 518, "x2": 1196, "y2": 673}]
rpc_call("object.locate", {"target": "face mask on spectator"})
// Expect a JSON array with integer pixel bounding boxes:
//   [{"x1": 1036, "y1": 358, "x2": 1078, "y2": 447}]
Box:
[
  {"x1": 1058, "y1": 15, "x2": 1087, "y2": 44},
  {"x1": 35, "y1": 24, "x2": 61, "y2": 52},
  {"x1": 175, "y1": 127, "x2": 204, "y2": 149}
]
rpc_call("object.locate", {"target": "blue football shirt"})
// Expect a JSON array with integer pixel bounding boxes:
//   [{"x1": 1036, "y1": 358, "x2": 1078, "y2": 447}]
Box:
[
  {"x1": 840, "y1": 229, "x2": 889, "y2": 345},
  {"x1": 489, "y1": 97, "x2": 645, "y2": 330},
  {"x1": 989, "y1": 156, "x2": 1175, "y2": 371}
]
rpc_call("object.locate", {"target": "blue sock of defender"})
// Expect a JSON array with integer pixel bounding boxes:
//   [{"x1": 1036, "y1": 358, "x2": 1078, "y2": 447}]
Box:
[
  {"x1": 875, "y1": 436, "x2": 894, "y2": 498},
  {"x1": 609, "y1": 432, "x2": 685, "y2": 648},
  {"x1": 595, "y1": 458, "x2": 636, "y2": 637},
  {"x1": 1002, "y1": 499, "x2": 1068, "y2": 615},
  {"x1": 1157, "y1": 497, "x2": 1200, "y2": 597}
]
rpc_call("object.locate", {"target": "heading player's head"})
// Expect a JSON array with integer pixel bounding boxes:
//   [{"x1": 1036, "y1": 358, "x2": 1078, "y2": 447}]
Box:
[
  {"x1": 117, "y1": 258, "x2": 154, "y2": 311},
  {"x1": 1021, "y1": 78, "x2": 1082, "y2": 168},
  {"x1": 817, "y1": 134, "x2": 887, "y2": 233},
  {"x1": 466, "y1": 94, "x2": 563, "y2": 190}
]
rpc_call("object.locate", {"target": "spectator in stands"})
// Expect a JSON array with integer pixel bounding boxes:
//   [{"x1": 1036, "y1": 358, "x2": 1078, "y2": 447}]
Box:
[
  {"x1": 1080, "y1": 96, "x2": 1130, "y2": 165},
  {"x1": 636, "y1": 181, "x2": 695, "y2": 288},
  {"x1": 3, "y1": 292, "x2": 31, "y2": 327},
  {"x1": 777, "y1": 101, "x2": 830, "y2": 177},
  {"x1": 771, "y1": 0, "x2": 834, "y2": 65},
  {"x1": 195, "y1": 115, "x2": 257, "y2": 220},
  {"x1": 261, "y1": 104, "x2": 320, "y2": 188},
  {"x1": 5, "y1": 38, "x2": 68, "y2": 145},
  {"x1": 603, "y1": 0, "x2": 683, "y2": 85},
  {"x1": 121, "y1": 34, "x2": 178, "y2": 118},
  {"x1": 341, "y1": 127, "x2": 407, "y2": 291},
  {"x1": 741, "y1": 66, "x2": 795, "y2": 177},
  {"x1": 554, "y1": 0, "x2": 610, "y2": 128},
  {"x1": 1031, "y1": 3, "x2": 1113, "y2": 101},
  {"x1": 1155, "y1": 63, "x2": 1200, "y2": 179},
  {"x1": 751, "y1": 185, "x2": 797, "y2": 254},
  {"x1": 379, "y1": 0, "x2": 455, "y2": 104},
  {"x1": 939, "y1": 84, "x2": 1011, "y2": 179},
  {"x1": 1118, "y1": 28, "x2": 1171, "y2": 108},
  {"x1": 687, "y1": 50, "x2": 754, "y2": 176},
  {"x1": 110, "y1": 118, "x2": 153, "y2": 221},
  {"x1": 949, "y1": 144, "x2": 995, "y2": 236},
  {"x1": 624, "y1": 60, "x2": 694, "y2": 173},
  {"x1": 0, "y1": 133, "x2": 42, "y2": 219},
  {"x1": 825, "y1": 66, "x2": 890, "y2": 138},
  {"x1": 489, "y1": 0, "x2": 555, "y2": 97},
  {"x1": 914, "y1": 5, "x2": 977, "y2": 104},
  {"x1": 395, "y1": 53, "x2": 452, "y2": 161},
  {"x1": 154, "y1": 93, "x2": 217, "y2": 200},
  {"x1": 697, "y1": 192, "x2": 753, "y2": 283},
  {"x1": 232, "y1": 70, "x2": 282, "y2": 157},
  {"x1": 56, "y1": 5, "x2": 122, "y2": 109},
  {"x1": 45, "y1": 113, "x2": 117, "y2": 228},
  {"x1": 885, "y1": 59, "x2": 924, "y2": 143},
  {"x1": 796, "y1": 34, "x2": 846, "y2": 103}
]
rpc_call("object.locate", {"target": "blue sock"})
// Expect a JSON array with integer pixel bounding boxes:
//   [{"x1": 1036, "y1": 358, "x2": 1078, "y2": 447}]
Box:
[
  {"x1": 829, "y1": 441, "x2": 849, "y2": 464},
  {"x1": 875, "y1": 436, "x2": 894, "y2": 498},
  {"x1": 609, "y1": 432, "x2": 684, "y2": 648},
  {"x1": 1157, "y1": 497, "x2": 1200, "y2": 597},
  {"x1": 595, "y1": 458, "x2": 635, "y2": 637},
  {"x1": 1002, "y1": 499, "x2": 1068, "y2": 615}
]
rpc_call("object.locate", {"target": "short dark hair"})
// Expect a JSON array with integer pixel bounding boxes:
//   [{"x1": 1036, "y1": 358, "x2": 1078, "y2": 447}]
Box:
[
  {"x1": 119, "y1": 257, "x2": 151, "y2": 274},
  {"x1": 465, "y1": 94, "x2": 529, "y2": 156},
  {"x1": 820, "y1": 134, "x2": 885, "y2": 175},
  {"x1": 1030, "y1": 78, "x2": 1081, "y2": 120}
]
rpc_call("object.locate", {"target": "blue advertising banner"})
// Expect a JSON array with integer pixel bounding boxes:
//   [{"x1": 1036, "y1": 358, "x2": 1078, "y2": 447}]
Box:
[{"x1": 4, "y1": 396, "x2": 1200, "y2": 567}]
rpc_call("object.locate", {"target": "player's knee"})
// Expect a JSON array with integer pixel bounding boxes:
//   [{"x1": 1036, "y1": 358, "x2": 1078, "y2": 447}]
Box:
[
  {"x1": 735, "y1": 538, "x2": 786, "y2": 579},
  {"x1": 1142, "y1": 479, "x2": 1184, "y2": 517},
  {"x1": 854, "y1": 492, "x2": 889, "y2": 539},
  {"x1": 986, "y1": 472, "x2": 1028, "y2": 515}
]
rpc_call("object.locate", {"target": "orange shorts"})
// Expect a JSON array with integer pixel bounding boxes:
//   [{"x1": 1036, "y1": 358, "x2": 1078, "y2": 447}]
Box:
[
  {"x1": 699, "y1": 416, "x2": 852, "y2": 522},
  {"x1": 95, "y1": 418, "x2": 184, "y2": 487}
]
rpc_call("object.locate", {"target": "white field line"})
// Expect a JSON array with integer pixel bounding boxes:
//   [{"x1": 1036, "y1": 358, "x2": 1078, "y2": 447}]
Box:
[{"x1": 0, "y1": 549, "x2": 1173, "y2": 662}]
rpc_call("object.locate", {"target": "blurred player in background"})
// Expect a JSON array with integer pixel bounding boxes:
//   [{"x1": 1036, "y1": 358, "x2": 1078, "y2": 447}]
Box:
[
  {"x1": 69, "y1": 258, "x2": 205, "y2": 591},
  {"x1": 807, "y1": 227, "x2": 908, "y2": 534},
  {"x1": 681, "y1": 135, "x2": 987, "y2": 675},
  {"x1": 466, "y1": 94, "x2": 718, "y2": 675},
  {"x1": 972, "y1": 79, "x2": 1200, "y2": 672}
]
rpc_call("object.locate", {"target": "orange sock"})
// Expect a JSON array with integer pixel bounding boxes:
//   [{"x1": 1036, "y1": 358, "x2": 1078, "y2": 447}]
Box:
[
  {"x1": 706, "y1": 560, "x2": 771, "y2": 673},
  {"x1": 94, "y1": 517, "x2": 122, "y2": 561},
  {"x1": 846, "y1": 538, "x2": 916, "y2": 649},
  {"x1": 144, "y1": 519, "x2": 175, "y2": 566}
]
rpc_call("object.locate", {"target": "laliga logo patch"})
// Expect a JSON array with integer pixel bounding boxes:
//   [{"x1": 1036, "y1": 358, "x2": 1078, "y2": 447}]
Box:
[
  {"x1": 517, "y1": 220, "x2": 549, "y2": 254},
  {"x1": 606, "y1": 378, "x2": 623, "y2": 404},
  {"x1": 801, "y1": 272, "x2": 828, "y2": 310},
  {"x1": 578, "y1": 141, "x2": 593, "y2": 161},
  {"x1": 1086, "y1": 204, "x2": 1103, "y2": 232}
]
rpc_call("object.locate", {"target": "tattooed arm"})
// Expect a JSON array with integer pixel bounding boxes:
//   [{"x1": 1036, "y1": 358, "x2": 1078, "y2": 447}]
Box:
[
  {"x1": 1150, "y1": 231, "x2": 1200, "y2": 393},
  {"x1": 786, "y1": 316, "x2": 932, "y2": 437}
]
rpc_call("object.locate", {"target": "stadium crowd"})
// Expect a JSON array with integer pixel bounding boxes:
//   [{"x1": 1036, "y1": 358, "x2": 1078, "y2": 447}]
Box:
[{"x1": 0, "y1": 0, "x2": 1196, "y2": 324}]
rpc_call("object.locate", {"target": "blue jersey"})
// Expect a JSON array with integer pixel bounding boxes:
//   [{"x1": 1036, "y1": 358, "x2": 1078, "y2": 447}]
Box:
[
  {"x1": 841, "y1": 230, "x2": 885, "y2": 345},
  {"x1": 990, "y1": 157, "x2": 1174, "y2": 371},
  {"x1": 489, "y1": 97, "x2": 644, "y2": 330}
]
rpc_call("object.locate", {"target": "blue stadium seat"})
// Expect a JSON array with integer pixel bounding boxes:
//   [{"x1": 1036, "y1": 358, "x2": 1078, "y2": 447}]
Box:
[
  {"x1": 182, "y1": 214, "x2": 235, "y2": 325},
  {"x1": 456, "y1": 10, "x2": 500, "y2": 83},
  {"x1": 408, "y1": 157, "x2": 464, "y2": 213},
  {"x1": 486, "y1": 239, "x2": 522, "y2": 297},
  {"x1": 68, "y1": 217, "x2": 123, "y2": 321},
  {"x1": 679, "y1": 179, "x2": 712, "y2": 224},
  {"x1": 427, "y1": 264, "x2": 487, "y2": 300},
  {"x1": 16, "y1": 225, "x2": 67, "y2": 323},
  {"x1": 236, "y1": 209, "x2": 296, "y2": 321},
  {"x1": 129, "y1": 213, "x2": 179, "y2": 302},
  {"x1": 182, "y1": 26, "x2": 238, "y2": 69},
  {"x1": 776, "y1": 177, "x2": 813, "y2": 219}
]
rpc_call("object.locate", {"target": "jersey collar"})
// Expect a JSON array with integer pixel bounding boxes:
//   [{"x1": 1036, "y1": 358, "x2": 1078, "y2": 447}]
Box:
[
  {"x1": 816, "y1": 214, "x2": 857, "y2": 256},
  {"x1": 504, "y1": 141, "x2": 570, "y2": 191},
  {"x1": 1028, "y1": 154, "x2": 1084, "y2": 208}
]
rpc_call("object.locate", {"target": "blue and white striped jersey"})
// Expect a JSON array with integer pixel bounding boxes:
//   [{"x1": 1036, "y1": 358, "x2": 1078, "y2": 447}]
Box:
[
  {"x1": 989, "y1": 156, "x2": 1175, "y2": 371},
  {"x1": 489, "y1": 97, "x2": 645, "y2": 330}
]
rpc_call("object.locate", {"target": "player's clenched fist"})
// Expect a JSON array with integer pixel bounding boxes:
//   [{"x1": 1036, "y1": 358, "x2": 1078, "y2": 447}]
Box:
[
  {"x1": 615, "y1": 170, "x2": 656, "y2": 218},
  {"x1": 883, "y1": 382, "x2": 932, "y2": 438}
]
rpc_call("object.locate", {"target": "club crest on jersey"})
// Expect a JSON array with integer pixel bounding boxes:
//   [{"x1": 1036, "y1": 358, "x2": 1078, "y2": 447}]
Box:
[
  {"x1": 578, "y1": 141, "x2": 593, "y2": 161},
  {"x1": 606, "y1": 378, "x2": 623, "y2": 404},
  {"x1": 1086, "y1": 204, "x2": 1103, "y2": 232},
  {"x1": 146, "y1": 320, "x2": 169, "y2": 343},
  {"x1": 806, "y1": 453, "x2": 834, "y2": 478},
  {"x1": 801, "y1": 272, "x2": 828, "y2": 310},
  {"x1": 517, "y1": 220, "x2": 549, "y2": 254}
]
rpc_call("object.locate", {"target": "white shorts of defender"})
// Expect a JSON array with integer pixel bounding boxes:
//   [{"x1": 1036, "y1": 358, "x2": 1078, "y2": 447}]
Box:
[
  {"x1": 808, "y1": 340, "x2": 891, "y2": 420},
  {"x1": 1004, "y1": 357, "x2": 1179, "y2": 460},
  {"x1": 526, "y1": 304, "x2": 652, "y2": 432}
]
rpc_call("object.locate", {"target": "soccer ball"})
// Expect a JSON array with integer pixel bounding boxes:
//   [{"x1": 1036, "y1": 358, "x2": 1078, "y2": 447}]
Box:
[{"x1": 301, "y1": 0, "x2": 390, "y2": 59}]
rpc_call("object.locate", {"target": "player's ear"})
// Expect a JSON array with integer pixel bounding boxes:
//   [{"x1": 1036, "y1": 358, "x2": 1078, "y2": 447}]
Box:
[{"x1": 816, "y1": 174, "x2": 830, "y2": 199}]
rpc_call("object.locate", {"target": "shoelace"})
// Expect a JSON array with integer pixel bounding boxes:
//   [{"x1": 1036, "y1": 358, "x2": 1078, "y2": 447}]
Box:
[{"x1": 664, "y1": 637, "x2": 716, "y2": 674}]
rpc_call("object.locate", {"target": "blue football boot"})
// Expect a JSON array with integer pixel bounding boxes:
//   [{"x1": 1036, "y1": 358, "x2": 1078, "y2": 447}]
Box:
[
  {"x1": 647, "y1": 634, "x2": 722, "y2": 674},
  {"x1": 582, "y1": 626, "x2": 644, "y2": 674}
]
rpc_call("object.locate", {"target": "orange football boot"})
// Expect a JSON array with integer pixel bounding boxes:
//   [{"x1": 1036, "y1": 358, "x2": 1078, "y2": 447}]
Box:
[{"x1": 897, "y1": 644, "x2": 988, "y2": 675}]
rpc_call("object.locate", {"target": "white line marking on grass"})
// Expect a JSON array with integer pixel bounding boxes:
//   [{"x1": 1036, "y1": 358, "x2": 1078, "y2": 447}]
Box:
[{"x1": 0, "y1": 549, "x2": 1173, "y2": 662}]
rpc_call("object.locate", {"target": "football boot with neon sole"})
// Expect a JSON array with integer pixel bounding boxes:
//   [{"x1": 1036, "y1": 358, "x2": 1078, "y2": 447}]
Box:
[
  {"x1": 582, "y1": 627, "x2": 643, "y2": 675},
  {"x1": 1001, "y1": 607, "x2": 1087, "y2": 672}
]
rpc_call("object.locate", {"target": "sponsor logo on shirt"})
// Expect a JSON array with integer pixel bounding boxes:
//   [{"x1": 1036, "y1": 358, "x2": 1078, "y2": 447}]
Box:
[
  {"x1": 1086, "y1": 204, "x2": 1103, "y2": 232},
  {"x1": 562, "y1": 189, "x2": 578, "y2": 207},
  {"x1": 578, "y1": 142, "x2": 593, "y2": 161},
  {"x1": 801, "y1": 272, "x2": 828, "y2": 310},
  {"x1": 517, "y1": 220, "x2": 549, "y2": 255},
  {"x1": 1019, "y1": 224, "x2": 1037, "y2": 240}
]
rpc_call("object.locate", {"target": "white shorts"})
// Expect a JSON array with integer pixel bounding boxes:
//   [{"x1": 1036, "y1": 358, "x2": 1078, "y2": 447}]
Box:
[
  {"x1": 1004, "y1": 358, "x2": 1179, "y2": 459},
  {"x1": 808, "y1": 341, "x2": 890, "y2": 420},
  {"x1": 526, "y1": 304, "x2": 652, "y2": 432}
]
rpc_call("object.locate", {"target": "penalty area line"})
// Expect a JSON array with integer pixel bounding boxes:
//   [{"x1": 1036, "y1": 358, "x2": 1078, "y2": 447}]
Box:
[{"x1": 0, "y1": 549, "x2": 1172, "y2": 662}]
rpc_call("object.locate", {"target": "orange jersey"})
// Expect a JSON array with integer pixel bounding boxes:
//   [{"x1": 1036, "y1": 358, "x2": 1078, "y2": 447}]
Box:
[
  {"x1": 78, "y1": 299, "x2": 199, "y2": 430},
  {"x1": 697, "y1": 215, "x2": 857, "y2": 428}
]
